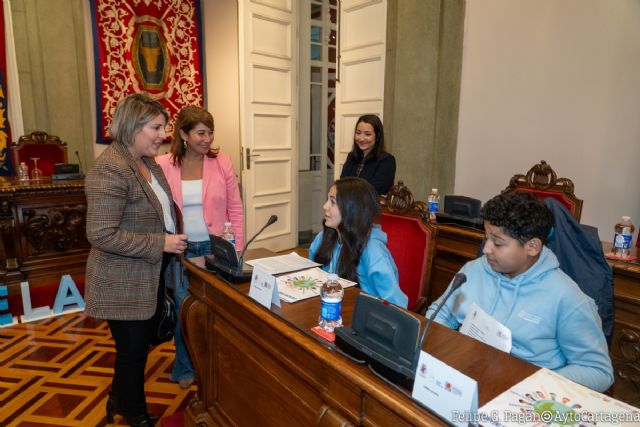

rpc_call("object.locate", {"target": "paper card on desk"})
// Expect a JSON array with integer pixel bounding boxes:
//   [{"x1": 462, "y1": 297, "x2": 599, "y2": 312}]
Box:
[
  {"x1": 460, "y1": 302, "x2": 512, "y2": 353},
  {"x1": 412, "y1": 351, "x2": 478, "y2": 427},
  {"x1": 246, "y1": 252, "x2": 320, "y2": 275},
  {"x1": 479, "y1": 368, "x2": 640, "y2": 427},
  {"x1": 249, "y1": 267, "x2": 281, "y2": 309},
  {"x1": 276, "y1": 267, "x2": 357, "y2": 303}
]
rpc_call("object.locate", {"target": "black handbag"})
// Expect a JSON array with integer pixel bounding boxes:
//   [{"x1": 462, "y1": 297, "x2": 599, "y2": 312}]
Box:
[{"x1": 152, "y1": 291, "x2": 177, "y2": 345}]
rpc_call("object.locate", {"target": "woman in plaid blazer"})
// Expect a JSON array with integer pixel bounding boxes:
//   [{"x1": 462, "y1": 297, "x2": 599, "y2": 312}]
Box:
[{"x1": 85, "y1": 93, "x2": 188, "y2": 427}]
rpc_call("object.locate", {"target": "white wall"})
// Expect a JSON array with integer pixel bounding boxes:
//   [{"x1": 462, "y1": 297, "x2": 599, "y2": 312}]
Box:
[
  {"x1": 203, "y1": 0, "x2": 241, "y2": 175},
  {"x1": 455, "y1": 0, "x2": 640, "y2": 242}
]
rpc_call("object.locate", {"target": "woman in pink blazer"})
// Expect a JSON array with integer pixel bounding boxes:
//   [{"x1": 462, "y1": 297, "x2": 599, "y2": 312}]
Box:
[{"x1": 156, "y1": 106, "x2": 244, "y2": 388}]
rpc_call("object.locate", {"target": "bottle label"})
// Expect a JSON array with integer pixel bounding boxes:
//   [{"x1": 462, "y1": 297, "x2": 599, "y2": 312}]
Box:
[
  {"x1": 321, "y1": 299, "x2": 341, "y2": 321},
  {"x1": 613, "y1": 232, "x2": 632, "y2": 250},
  {"x1": 428, "y1": 201, "x2": 439, "y2": 213}
]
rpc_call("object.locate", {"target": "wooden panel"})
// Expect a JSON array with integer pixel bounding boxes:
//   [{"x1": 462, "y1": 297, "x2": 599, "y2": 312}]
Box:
[{"x1": 0, "y1": 179, "x2": 89, "y2": 314}]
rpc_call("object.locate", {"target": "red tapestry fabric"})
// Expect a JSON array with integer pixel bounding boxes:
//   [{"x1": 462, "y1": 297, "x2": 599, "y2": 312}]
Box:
[
  {"x1": 91, "y1": 0, "x2": 204, "y2": 144},
  {"x1": 0, "y1": 0, "x2": 13, "y2": 175}
]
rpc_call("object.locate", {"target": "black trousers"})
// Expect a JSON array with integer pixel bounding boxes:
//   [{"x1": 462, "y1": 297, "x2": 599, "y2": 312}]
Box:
[{"x1": 107, "y1": 253, "x2": 171, "y2": 417}]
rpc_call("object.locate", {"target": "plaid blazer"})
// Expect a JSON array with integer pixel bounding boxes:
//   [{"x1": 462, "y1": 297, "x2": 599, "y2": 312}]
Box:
[{"x1": 84, "y1": 142, "x2": 176, "y2": 320}]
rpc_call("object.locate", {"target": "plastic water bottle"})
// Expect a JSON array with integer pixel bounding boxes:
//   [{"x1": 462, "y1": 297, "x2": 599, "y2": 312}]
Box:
[
  {"x1": 18, "y1": 162, "x2": 29, "y2": 182},
  {"x1": 221, "y1": 222, "x2": 236, "y2": 248},
  {"x1": 318, "y1": 273, "x2": 343, "y2": 332},
  {"x1": 612, "y1": 216, "x2": 635, "y2": 258},
  {"x1": 427, "y1": 188, "x2": 440, "y2": 222}
]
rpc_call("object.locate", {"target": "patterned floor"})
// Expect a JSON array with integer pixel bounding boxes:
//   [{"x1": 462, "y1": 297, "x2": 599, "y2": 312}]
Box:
[{"x1": 0, "y1": 312, "x2": 195, "y2": 426}]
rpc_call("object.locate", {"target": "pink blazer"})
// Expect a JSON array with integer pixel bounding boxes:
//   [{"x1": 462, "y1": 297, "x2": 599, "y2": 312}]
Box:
[{"x1": 157, "y1": 153, "x2": 245, "y2": 250}]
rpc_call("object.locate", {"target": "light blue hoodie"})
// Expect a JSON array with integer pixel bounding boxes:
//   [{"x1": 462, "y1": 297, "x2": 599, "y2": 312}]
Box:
[
  {"x1": 426, "y1": 246, "x2": 613, "y2": 392},
  {"x1": 309, "y1": 225, "x2": 408, "y2": 308}
]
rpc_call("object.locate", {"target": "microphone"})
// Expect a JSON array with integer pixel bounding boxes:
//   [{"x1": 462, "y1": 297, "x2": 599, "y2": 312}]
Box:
[
  {"x1": 75, "y1": 151, "x2": 84, "y2": 173},
  {"x1": 412, "y1": 273, "x2": 467, "y2": 369},
  {"x1": 237, "y1": 214, "x2": 278, "y2": 269}
]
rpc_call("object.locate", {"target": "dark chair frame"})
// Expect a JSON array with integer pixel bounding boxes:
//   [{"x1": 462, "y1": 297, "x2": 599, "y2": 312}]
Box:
[{"x1": 502, "y1": 160, "x2": 583, "y2": 222}]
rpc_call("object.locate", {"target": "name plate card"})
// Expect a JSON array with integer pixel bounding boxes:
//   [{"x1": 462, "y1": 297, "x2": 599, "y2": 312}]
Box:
[
  {"x1": 249, "y1": 267, "x2": 281, "y2": 309},
  {"x1": 412, "y1": 351, "x2": 479, "y2": 427}
]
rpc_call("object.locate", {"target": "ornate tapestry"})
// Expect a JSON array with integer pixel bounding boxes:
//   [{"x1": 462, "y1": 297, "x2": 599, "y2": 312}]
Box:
[
  {"x1": 90, "y1": 0, "x2": 204, "y2": 144},
  {"x1": 0, "y1": 0, "x2": 12, "y2": 175}
]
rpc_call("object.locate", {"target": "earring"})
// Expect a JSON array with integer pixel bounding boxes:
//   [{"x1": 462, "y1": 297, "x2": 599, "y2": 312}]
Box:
[{"x1": 182, "y1": 140, "x2": 187, "y2": 150}]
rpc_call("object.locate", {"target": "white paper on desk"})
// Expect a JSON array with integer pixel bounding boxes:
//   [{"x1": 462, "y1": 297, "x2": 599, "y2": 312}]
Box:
[
  {"x1": 412, "y1": 351, "x2": 479, "y2": 427},
  {"x1": 249, "y1": 267, "x2": 281, "y2": 309},
  {"x1": 460, "y1": 302, "x2": 512, "y2": 353},
  {"x1": 246, "y1": 252, "x2": 320, "y2": 275}
]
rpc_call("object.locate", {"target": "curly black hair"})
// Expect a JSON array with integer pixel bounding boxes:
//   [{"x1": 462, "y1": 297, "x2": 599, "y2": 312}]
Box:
[{"x1": 480, "y1": 192, "x2": 554, "y2": 244}]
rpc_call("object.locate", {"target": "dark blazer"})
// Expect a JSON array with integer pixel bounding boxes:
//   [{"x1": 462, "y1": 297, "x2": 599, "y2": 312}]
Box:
[
  {"x1": 340, "y1": 151, "x2": 396, "y2": 195},
  {"x1": 84, "y1": 142, "x2": 176, "y2": 320}
]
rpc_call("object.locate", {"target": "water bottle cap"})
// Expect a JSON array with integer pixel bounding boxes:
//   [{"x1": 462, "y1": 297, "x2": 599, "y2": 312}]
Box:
[
  {"x1": 622, "y1": 216, "x2": 631, "y2": 222},
  {"x1": 327, "y1": 273, "x2": 339, "y2": 281}
]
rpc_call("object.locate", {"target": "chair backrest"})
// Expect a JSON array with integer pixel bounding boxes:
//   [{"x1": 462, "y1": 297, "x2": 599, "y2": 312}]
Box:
[
  {"x1": 502, "y1": 160, "x2": 583, "y2": 221},
  {"x1": 378, "y1": 181, "x2": 435, "y2": 313},
  {"x1": 12, "y1": 131, "x2": 68, "y2": 177}
]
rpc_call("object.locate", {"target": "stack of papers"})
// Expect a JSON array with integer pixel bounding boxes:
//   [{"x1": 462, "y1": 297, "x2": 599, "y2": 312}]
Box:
[
  {"x1": 479, "y1": 368, "x2": 639, "y2": 426},
  {"x1": 246, "y1": 251, "x2": 320, "y2": 275},
  {"x1": 276, "y1": 267, "x2": 357, "y2": 303}
]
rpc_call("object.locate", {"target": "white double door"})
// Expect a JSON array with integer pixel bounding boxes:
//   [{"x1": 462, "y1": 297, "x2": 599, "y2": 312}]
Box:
[{"x1": 240, "y1": 0, "x2": 386, "y2": 251}]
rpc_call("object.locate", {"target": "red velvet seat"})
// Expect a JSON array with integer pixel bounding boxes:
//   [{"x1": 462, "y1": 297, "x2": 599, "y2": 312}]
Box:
[
  {"x1": 378, "y1": 181, "x2": 435, "y2": 313},
  {"x1": 502, "y1": 160, "x2": 583, "y2": 221},
  {"x1": 12, "y1": 131, "x2": 68, "y2": 178}
]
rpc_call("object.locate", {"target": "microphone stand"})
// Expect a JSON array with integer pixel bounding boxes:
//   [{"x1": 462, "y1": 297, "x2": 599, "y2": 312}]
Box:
[
  {"x1": 237, "y1": 215, "x2": 278, "y2": 270},
  {"x1": 412, "y1": 273, "x2": 467, "y2": 370}
]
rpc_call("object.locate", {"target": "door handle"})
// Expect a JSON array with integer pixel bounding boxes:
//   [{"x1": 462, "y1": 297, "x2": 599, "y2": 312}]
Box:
[{"x1": 245, "y1": 148, "x2": 260, "y2": 170}]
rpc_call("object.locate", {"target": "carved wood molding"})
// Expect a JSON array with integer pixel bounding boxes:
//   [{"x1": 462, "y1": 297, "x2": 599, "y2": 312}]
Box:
[
  {"x1": 505, "y1": 160, "x2": 575, "y2": 193},
  {"x1": 14, "y1": 131, "x2": 67, "y2": 149},
  {"x1": 378, "y1": 180, "x2": 429, "y2": 220},
  {"x1": 23, "y1": 205, "x2": 89, "y2": 254}
]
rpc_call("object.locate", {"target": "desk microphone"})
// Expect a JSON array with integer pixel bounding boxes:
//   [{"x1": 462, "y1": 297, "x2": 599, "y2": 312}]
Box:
[
  {"x1": 75, "y1": 151, "x2": 84, "y2": 173},
  {"x1": 237, "y1": 214, "x2": 278, "y2": 269},
  {"x1": 412, "y1": 273, "x2": 467, "y2": 369}
]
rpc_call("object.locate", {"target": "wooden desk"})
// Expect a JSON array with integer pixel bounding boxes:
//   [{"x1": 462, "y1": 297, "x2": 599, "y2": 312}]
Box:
[
  {"x1": 430, "y1": 224, "x2": 640, "y2": 407},
  {"x1": 0, "y1": 179, "x2": 88, "y2": 305},
  {"x1": 181, "y1": 256, "x2": 537, "y2": 426}
]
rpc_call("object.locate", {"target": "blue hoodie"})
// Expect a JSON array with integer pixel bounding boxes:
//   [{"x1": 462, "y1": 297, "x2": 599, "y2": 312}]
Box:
[
  {"x1": 309, "y1": 225, "x2": 408, "y2": 308},
  {"x1": 426, "y1": 246, "x2": 613, "y2": 392}
]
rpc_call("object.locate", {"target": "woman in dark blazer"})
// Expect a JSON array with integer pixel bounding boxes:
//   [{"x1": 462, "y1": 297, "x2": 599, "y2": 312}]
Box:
[
  {"x1": 85, "y1": 93, "x2": 188, "y2": 427},
  {"x1": 340, "y1": 114, "x2": 396, "y2": 195}
]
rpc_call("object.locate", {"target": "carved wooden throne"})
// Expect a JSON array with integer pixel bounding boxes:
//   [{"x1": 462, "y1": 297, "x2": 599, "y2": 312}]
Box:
[
  {"x1": 502, "y1": 160, "x2": 583, "y2": 221},
  {"x1": 378, "y1": 181, "x2": 436, "y2": 313},
  {"x1": 12, "y1": 131, "x2": 68, "y2": 178}
]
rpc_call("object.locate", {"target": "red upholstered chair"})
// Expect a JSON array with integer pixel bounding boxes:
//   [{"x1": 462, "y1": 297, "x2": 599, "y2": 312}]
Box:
[
  {"x1": 378, "y1": 181, "x2": 435, "y2": 314},
  {"x1": 12, "y1": 131, "x2": 68, "y2": 178},
  {"x1": 501, "y1": 160, "x2": 583, "y2": 222}
]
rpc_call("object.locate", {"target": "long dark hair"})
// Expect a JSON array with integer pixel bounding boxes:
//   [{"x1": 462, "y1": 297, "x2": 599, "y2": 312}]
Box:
[
  {"x1": 313, "y1": 177, "x2": 380, "y2": 283},
  {"x1": 170, "y1": 106, "x2": 216, "y2": 166},
  {"x1": 350, "y1": 114, "x2": 385, "y2": 163}
]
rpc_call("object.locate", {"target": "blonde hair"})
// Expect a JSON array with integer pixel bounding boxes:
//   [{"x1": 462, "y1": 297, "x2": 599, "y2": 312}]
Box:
[{"x1": 109, "y1": 93, "x2": 169, "y2": 146}]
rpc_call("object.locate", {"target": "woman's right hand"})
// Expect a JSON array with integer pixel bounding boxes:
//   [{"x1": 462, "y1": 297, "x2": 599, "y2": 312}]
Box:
[{"x1": 165, "y1": 233, "x2": 188, "y2": 254}]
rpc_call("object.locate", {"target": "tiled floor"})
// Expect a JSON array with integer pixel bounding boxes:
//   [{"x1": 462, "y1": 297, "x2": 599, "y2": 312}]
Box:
[{"x1": 0, "y1": 312, "x2": 194, "y2": 426}]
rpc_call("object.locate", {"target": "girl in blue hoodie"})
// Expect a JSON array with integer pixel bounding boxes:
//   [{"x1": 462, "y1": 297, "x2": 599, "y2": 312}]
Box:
[
  {"x1": 309, "y1": 177, "x2": 408, "y2": 308},
  {"x1": 427, "y1": 193, "x2": 613, "y2": 392}
]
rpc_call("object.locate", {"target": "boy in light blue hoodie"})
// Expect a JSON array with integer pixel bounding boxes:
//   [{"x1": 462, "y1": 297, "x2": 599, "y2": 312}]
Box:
[{"x1": 426, "y1": 193, "x2": 613, "y2": 392}]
